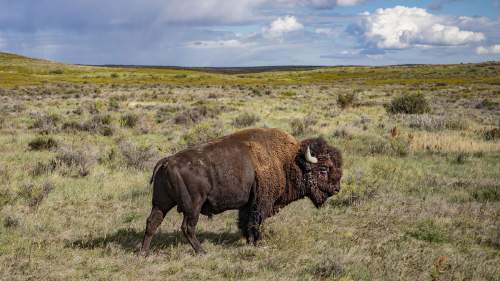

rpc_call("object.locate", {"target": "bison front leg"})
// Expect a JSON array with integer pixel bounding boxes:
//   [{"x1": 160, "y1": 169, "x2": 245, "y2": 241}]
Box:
[
  {"x1": 238, "y1": 205, "x2": 261, "y2": 244},
  {"x1": 140, "y1": 206, "x2": 165, "y2": 256},
  {"x1": 247, "y1": 210, "x2": 263, "y2": 245},
  {"x1": 181, "y1": 212, "x2": 205, "y2": 254},
  {"x1": 240, "y1": 182, "x2": 263, "y2": 245},
  {"x1": 238, "y1": 205, "x2": 250, "y2": 241}
]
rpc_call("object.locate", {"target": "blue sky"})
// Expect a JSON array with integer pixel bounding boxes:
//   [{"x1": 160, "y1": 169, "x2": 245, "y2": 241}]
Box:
[{"x1": 0, "y1": 0, "x2": 499, "y2": 66}]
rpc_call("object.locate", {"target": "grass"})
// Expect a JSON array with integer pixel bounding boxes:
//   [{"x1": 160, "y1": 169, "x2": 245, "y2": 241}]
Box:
[
  {"x1": 1, "y1": 52, "x2": 500, "y2": 88},
  {"x1": 0, "y1": 52, "x2": 499, "y2": 280}
]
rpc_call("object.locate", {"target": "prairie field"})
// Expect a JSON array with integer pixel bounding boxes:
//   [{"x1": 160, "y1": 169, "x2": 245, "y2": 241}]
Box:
[{"x1": 0, "y1": 52, "x2": 499, "y2": 281}]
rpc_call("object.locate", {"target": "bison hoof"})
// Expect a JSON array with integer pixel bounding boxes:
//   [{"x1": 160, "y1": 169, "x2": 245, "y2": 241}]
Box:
[
  {"x1": 194, "y1": 248, "x2": 207, "y2": 255},
  {"x1": 138, "y1": 250, "x2": 150, "y2": 257}
]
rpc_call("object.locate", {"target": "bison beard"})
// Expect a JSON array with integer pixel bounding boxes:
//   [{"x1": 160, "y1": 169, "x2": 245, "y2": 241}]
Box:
[{"x1": 140, "y1": 128, "x2": 342, "y2": 255}]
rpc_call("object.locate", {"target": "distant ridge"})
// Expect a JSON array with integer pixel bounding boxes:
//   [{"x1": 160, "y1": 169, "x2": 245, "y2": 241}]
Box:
[
  {"x1": 85, "y1": 65, "x2": 326, "y2": 74},
  {"x1": 3, "y1": 51, "x2": 498, "y2": 75}
]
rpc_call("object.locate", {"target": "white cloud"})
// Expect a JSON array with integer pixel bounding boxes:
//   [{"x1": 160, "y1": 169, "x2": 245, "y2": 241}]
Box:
[
  {"x1": 476, "y1": 45, "x2": 500, "y2": 55},
  {"x1": 188, "y1": 15, "x2": 306, "y2": 49},
  {"x1": 187, "y1": 39, "x2": 252, "y2": 49},
  {"x1": 361, "y1": 6, "x2": 484, "y2": 49},
  {"x1": 263, "y1": 16, "x2": 304, "y2": 39}
]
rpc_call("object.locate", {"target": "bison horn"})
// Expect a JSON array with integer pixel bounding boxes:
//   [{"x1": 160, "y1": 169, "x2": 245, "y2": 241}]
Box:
[{"x1": 305, "y1": 146, "x2": 318, "y2": 163}]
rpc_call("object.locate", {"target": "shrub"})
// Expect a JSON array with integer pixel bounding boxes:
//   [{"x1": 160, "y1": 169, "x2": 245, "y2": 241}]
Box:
[
  {"x1": 250, "y1": 88, "x2": 262, "y2": 96},
  {"x1": 333, "y1": 127, "x2": 354, "y2": 139},
  {"x1": 98, "y1": 147, "x2": 117, "y2": 167},
  {"x1": 156, "y1": 105, "x2": 184, "y2": 123},
  {"x1": 173, "y1": 103, "x2": 222, "y2": 125},
  {"x1": 386, "y1": 93, "x2": 430, "y2": 114},
  {"x1": 173, "y1": 110, "x2": 196, "y2": 125},
  {"x1": 454, "y1": 152, "x2": 469, "y2": 164},
  {"x1": 92, "y1": 113, "x2": 112, "y2": 125},
  {"x1": 30, "y1": 112, "x2": 60, "y2": 134},
  {"x1": 389, "y1": 138, "x2": 410, "y2": 157},
  {"x1": 54, "y1": 146, "x2": 93, "y2": 177},
  {"x1": 279, "y1": 91, "x2": 296, "y2": 98},
  {"x1": 17, "y1": 181, "x2": 54, "y2": 208},
  {"x1": 182, "y1": 121, "x2": 224, "y2": 147},
  {"x1": 62, "y1": 115, "x2": 113, "y2": 136},
  {"x1": 120, "y1": 112, "x2": 139, "y2": 128},
  {"x1": 29, "y1": 160, "x2": 57, "y2": 177},
  {"x1": 3, "y1": 215, "x2": 19, "y2": 228},
  {"x1": 407, "y1": 219, "x2": 447, "y2": 243},
  {"x1": 119, "y1": 141, "x2": 157, "y2": 170},
  {"x1": 307, "y1": 256, "x2": 344, "y2": 280},
  {"x1": 232, "y1": 112, "x2": 260, "y2": 128},
  {"x1": 85, "y1": 100, "x2": 106, "y2": 114},
  {"x1": 73, "y1": 107, "x2": 84, "y2": 115},
  {"x1": 471, "y1": 185, "x2": 500, "y2": 202},
  {"x1": 62, "y1": 120, "x2": 84, "y2": 132},
  {"x1": 483, "y1": 127, "x2": 499, "y2": 141},
  {"x1": 475, "y1": 98, "x2": 498, "y2": 110},
  {"x1": 49, "y1": 69, "x2": 64, "y2": 75},
  {"x1": 337, "y1": 93, "x2": 356, "y2": 109},
  {"x1": 108, "y1": 97, "x2": 120, "y2": 111},
  {"x1": 290, "y1": 115, "x2": 317, "y2": 137},
  {"x1": 110, "y1": 73, "x2": 119, "y2": 78},
  {"x1": 0, "y1": 166, "x2": 9, "y2": 183},
  {"x1": 0, "y1": 186, "x2": 13, "y2": 209},
  {"x1": 359, "y1": 135, "x2": 410, "y2": 157},
  {"x1": 28, "y1": 136, "x2": 58, "y2": 151}
]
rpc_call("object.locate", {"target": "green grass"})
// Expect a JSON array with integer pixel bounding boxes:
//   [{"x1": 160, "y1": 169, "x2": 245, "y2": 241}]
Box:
[
  {"x1": 0, "y1": 52, "x2": 499, "y2": 280},
  {"x1": 1, "y1": 52, "x2": 500, "y2": 88}
]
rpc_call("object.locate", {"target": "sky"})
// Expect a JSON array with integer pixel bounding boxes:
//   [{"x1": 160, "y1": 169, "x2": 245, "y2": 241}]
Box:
[{"x1": 0, "y1": 0, "x2": 499, "y2": 66}]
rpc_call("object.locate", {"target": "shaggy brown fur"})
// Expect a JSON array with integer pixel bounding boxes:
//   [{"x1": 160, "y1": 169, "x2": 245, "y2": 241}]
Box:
[
  {"x1": 140, "y1": 128, "x2": 342, "y2": 254},
  {"x1": 237, "y1": 128, "x2": 300, "y2": 217}
]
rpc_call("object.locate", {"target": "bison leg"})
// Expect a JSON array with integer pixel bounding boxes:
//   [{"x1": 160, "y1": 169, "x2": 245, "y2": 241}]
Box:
[
  {"x1": 181, "y1": 211, "x2": 205, "y2": 254},
  {"x1": 240, "y1": 182, "x2": 262, "y2": 245},
  {"x1": 247, "y1": 210, "x2": 262, "y2": 245},
  {"x1": 238, "y1": 205, "x2": 250, "y2": 241},
  {"x1": 140, "y1": 206, "x2": 164, "y2": 256},
  {"x1": 239, "y1": 205, "x2": 262, "y2": 245},
  {"x1": 140, "y1": 203, "x2": 174, "y2": 256}
]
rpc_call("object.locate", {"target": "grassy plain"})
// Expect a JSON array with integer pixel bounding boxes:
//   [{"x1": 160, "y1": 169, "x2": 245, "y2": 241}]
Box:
[{"x1": 0, "y1": 52, "x2": 499, "y2": 281}]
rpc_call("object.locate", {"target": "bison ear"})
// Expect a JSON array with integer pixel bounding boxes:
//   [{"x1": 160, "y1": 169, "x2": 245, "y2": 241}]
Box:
[{"x1": 305, "y1": 146, "x2": 318, "y2": 164}]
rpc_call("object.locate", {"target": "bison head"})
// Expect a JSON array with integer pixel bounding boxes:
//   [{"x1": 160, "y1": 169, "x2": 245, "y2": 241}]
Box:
[{"x1": 297, "y1": 138, "x2": 342, "y2": 208}]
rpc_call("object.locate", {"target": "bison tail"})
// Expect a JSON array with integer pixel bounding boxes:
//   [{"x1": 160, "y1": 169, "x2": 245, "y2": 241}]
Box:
[{"x1": 150, "y1": 160, "x2": 167, "y2": 185}]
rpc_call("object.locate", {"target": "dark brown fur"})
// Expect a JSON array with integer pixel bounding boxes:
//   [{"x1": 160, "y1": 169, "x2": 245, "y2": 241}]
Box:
[{"x1": 139, "y1": 128, "x2": 342, "y2": 255}]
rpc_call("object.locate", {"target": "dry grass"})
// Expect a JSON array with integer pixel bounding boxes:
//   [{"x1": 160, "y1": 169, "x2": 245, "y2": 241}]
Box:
[{"x1": 409, "y1": 131, "x2": 500, "y2": 153}]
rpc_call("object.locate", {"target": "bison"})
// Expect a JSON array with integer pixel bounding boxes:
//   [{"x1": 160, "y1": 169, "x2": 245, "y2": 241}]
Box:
[{"x1": 140, "y1": 128, "x2": 342, "y2": 255}]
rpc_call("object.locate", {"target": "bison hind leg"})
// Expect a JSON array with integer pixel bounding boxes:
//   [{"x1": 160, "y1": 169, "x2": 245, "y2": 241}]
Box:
[
  {"x1": 140, "y1": 206, "x2": 165, "y2": 256},
  {"x1": 140, "y1": 201, "x2": 175, "y2": 257}
]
